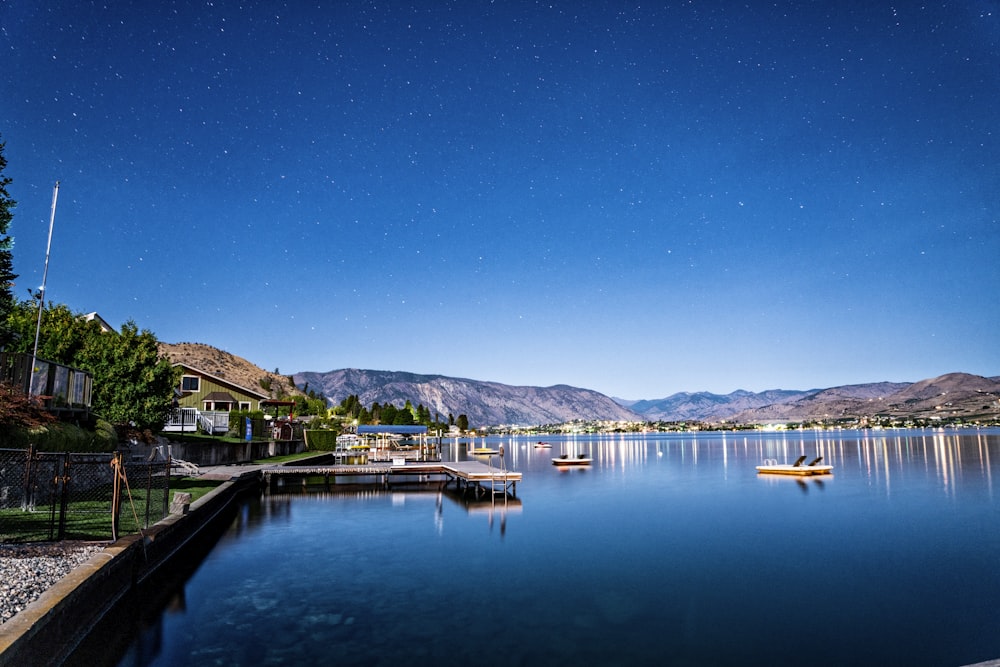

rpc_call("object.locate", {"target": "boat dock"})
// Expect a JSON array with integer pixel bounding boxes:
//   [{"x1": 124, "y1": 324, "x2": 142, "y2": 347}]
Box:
[{"x1": 261, "y1": 460, "x2": 522, "y2": 498}]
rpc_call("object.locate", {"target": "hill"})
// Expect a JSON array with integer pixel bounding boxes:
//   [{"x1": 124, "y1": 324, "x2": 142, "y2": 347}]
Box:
[
  {"x1": 628, "y1": 389, "x2": 810, "y2": 422},
  {"x1": 295, "y1": 368, "x2": 640, "y2": 428},
  {"x1": 157, "y1": 342, "x2": 304, "y2": 400},
  {"x1": 626, "y1": 373, "x2": 1000, "y2": 425},
  {"x1": 156, "y1": 341, "x2": 999, "y2": 427}
]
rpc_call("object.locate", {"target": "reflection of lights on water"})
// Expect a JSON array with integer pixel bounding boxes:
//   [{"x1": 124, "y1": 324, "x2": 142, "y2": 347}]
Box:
[{"x1": 976, "y1": 433, "x2": 993, "y2": 500}]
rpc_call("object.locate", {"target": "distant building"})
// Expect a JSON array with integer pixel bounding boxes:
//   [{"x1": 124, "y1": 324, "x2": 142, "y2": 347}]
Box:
[{"x1": 82, "y1": 312, "x2": 115, "y2": 333}]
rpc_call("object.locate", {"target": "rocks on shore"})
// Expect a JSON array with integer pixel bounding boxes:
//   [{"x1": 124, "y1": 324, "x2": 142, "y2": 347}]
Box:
[{"x1": 0, "y1": 542, "x2": 105, "y2": 624}]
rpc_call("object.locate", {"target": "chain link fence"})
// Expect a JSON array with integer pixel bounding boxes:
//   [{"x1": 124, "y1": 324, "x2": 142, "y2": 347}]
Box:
[{"x1": 0, "y1": 447, "x2": 171, "y2": 543}]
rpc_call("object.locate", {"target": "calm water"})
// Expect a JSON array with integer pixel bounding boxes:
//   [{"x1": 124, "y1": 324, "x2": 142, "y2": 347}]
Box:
[{"x1": 109, "y1": 429, "x2": 1000, "y2": 667}]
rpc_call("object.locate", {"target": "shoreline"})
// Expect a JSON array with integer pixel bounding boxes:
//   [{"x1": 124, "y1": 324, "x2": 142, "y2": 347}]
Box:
[{"x1": 0, "y1": 467, "x2": 262, "y2": 667}]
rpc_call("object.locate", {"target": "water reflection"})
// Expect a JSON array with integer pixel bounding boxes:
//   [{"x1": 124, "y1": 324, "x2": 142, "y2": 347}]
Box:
[
  {"x1": 477, "y1": 429, "x2": 1000, "y2": 499},
  {"x1": 102, "y1": 428, "x2": 1000, "y2": 667}
]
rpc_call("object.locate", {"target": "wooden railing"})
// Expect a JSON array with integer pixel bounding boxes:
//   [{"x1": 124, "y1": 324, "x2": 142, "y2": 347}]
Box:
[{"x1": 0, "y1": 351, "x2": 92, "y2": 415}]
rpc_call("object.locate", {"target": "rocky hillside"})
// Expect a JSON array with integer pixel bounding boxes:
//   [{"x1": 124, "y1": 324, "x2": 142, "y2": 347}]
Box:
[
  {"x1": 158, "y1": 342, "x2": 304, "y2": 400},
  {"x1": 295, "y1": 368, "x2": 640, "y2": 428},
  {"x1": 157, "y1": 341, "x2": 998, "y2": 427},
  {"x1": 625, "y1": 373, "x2": 1000, "y2": 424},
  {"x1": 626, "y1": 389, "x2": 811, "y2": 422}
]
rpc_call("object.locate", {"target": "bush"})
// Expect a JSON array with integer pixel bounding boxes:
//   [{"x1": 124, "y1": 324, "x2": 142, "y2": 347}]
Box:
[
  {"x1": 303, "y1": 429, "x2": 339, "y2": 450},
  {"x1": 24, "y1": 422, "x2": 113, "y2": 452}
]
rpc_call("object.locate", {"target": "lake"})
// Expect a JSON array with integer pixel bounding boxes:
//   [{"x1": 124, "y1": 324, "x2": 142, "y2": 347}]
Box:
[{"x1": 106, "y1": 429, "x2": 1000, "y2": 667}]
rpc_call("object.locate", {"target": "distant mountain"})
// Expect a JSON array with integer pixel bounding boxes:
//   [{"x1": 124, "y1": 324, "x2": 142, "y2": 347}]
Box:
[
  {"x1": 627, "y1": 389, "x2": 810, "y2": 422},
  {"x1": 159, "y1": 342, "x2": 998, "y2": 427},
  {"x1": 294, "y1": 369, "x2": 640, "y2": 428},
  {"x1": 623, "y1": 374, "x2": 1000, "y2": 424},
  {"x1": 726, "y1": 381, "x2": 912, "y2": 423}
]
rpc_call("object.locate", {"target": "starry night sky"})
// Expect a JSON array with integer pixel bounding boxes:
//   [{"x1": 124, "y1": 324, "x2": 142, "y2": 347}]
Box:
[{"x1": 2, "y1": 1, "x2": 998, "y2": 399}]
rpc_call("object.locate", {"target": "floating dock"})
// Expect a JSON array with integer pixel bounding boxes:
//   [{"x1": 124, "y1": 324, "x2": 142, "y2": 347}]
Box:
[{"x1": 261, "y1": 460, "x2": 521, "y2": 498}]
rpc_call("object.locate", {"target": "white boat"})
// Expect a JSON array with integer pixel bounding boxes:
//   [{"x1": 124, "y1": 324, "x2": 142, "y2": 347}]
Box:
[
  {"x1": 552, "y1": 454, "x2": 592, "y2": 466},
  {"x1": 756, "y1": 455, "x2": 832, "y2": 476},
  {"x1": 533, "y1": 441, "x2": 552, "y2": 448}
]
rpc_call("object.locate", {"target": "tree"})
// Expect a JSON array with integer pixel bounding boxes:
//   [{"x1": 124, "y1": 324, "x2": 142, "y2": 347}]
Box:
[
  {"x1": 392, "y1": 406, "x2": 414, "y2": 425},
  {"x1": 5, "y1": 301, "x2": 179, "y2": 434},
  {"x1": 456, "y1": 414, "x2": 469, "y2": 432},
  {"x1": 75, "y1": 320, "x2": 178, "y2": 433},
  {"x1": 0, "y1": 381, "x2": 56, "y2": 432},
  {"x1": 5, "y1": 300, "x2": 104, "y2": 363},
  {"x1": 0, "y1": 136, "x2": 18, "y2": 338},
  {"x1": 380, "y1": 403, "x2": 397, "y2": 425}
]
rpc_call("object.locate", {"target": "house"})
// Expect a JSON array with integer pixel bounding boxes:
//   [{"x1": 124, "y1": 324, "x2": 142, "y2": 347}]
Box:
[
  {"x1": 172, "y1": 363, "x2": 270, "y2": 413},
  {"x1": 82, "y1": 312, "x2": 115, "y2": 333}
]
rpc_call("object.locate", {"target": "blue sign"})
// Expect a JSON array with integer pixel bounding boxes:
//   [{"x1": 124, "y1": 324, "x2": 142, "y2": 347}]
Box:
[{"x1": 245, "y1": 417, "x2": 252, "y2": 441}]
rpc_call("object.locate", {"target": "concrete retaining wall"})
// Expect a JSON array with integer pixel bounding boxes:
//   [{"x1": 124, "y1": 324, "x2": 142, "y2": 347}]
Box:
[
  {"x1": 172, "y1": 439, "x2": 305, "y2": 466},
  {"x1": 152, "y1": 438, "x2": 305, "y2": 466},
  {"x1": 0, "y1": 472, "x2": 261, "y2": 667}
]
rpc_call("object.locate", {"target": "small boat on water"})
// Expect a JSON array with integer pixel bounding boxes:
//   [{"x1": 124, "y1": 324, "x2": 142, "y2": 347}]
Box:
[
  {"x1": 472, "y1": 448, "x2": 500, "y2": 456},
  {"x1": 756, "y1": 455, "x2": 833, "y2": 476},
  {"x1": 534, "y1": 441, "x2": 552, "y2": 448},
  {"x1": 552, "y1": 453, "x2": 592, "y2": 466}
]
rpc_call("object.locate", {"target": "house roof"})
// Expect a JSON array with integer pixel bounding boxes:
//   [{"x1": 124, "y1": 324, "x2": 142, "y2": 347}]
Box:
[
  {"x1": 202, "y1": 391, "x2": 237, "y2": 403},
  {"x1": 173, "y1": 363, "x2": 270, "y2": 400},
  {"x1": 83, "y1": 312, "x2": 115, "y2": 333}
]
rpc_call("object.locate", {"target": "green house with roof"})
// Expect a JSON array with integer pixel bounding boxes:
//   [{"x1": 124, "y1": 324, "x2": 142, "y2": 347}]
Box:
[{"x1": 172, "y1": 363, "x2": 270, "y2": 413}]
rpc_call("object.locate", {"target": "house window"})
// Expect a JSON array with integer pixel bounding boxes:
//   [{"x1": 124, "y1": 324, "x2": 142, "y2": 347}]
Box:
[
  {"x1": 181, "y1": 375, "x2": 200, "y2": 392},
  {"x1": 239, "y1": 402, "x2": 251, "y2": 411}
]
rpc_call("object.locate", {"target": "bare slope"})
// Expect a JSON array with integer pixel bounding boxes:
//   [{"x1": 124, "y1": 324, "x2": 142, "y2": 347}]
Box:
[
  {"x1": 295, "y1": 368, "x2": 641, "y2": 428},
  {"x1": 728, "y1": 373, "x2": 1000, "y2": 423},
  {"x1": 158, "y1": 342, "x2": 304, "y2": 399}
]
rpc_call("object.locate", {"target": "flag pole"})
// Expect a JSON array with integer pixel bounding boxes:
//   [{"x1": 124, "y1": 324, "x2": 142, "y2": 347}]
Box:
[{"x1": 31, "y1": 181, "x2": 59, "y2": 387}]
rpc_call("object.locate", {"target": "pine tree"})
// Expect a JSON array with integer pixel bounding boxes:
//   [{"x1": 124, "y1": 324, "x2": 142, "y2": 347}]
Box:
[{"x1": 0, "y1": 136, "x2": 19, "y2": 341}]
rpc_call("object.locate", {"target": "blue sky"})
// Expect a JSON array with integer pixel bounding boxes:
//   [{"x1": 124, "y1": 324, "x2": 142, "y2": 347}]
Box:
[{"x1": 2, "y1": 1, "x2": 998, "y2": 399}]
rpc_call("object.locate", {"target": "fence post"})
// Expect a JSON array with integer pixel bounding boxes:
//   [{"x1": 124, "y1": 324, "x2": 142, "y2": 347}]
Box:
[
  {"x1": 22, "y1": 444, "x2": 34, "y2": 511},
  {"x1": 164, "y1": 455, "x2": 171, "y2": 518},
  {"x1": 111, "y1": 451, "x2": 122, "y2": 542},
  {"x1": 144, "y1": 463, "x2": 152, "y2": 528},
  {"x1": 46, "y1": 456, "x2": 59, "y2": 541},
  {"x1": 56, "y1": 454, "x2": 71, "y2": 541}
]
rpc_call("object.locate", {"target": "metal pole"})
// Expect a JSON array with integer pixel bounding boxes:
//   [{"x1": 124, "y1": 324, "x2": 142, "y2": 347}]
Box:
[{"x1": 31, "y1": 182, "x2": 59, "y2": 381}]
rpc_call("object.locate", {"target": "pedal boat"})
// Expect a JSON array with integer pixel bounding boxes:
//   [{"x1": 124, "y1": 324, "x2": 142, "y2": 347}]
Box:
[
  {"x1": 756, "y1": 455, "x2": 832, "y2": 476},
  {"x1": 552, "y1": 453, "x2": 592, "y2": 466}
]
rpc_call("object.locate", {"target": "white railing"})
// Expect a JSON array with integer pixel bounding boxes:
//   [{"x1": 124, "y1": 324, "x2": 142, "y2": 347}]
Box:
[
  {"x1": 198, "y1": 411, "x2": 230, "y2": 434},
  {"x1": 163, "y1": 408, "x2": 230, "y2": 434}
]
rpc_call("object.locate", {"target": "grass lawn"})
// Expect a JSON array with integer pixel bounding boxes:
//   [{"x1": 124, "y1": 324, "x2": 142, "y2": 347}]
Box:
[
  {"x1": 1, "y1": 477, "x2": 226, "y2": 543},
  {"x1": 170, "y1": 476, "x2": 223, "y2": 503}
]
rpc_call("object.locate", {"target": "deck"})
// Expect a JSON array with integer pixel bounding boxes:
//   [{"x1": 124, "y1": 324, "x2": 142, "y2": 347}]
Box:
[{"x1": 261, "y1": 460, "x2": 522, "y2": 498}]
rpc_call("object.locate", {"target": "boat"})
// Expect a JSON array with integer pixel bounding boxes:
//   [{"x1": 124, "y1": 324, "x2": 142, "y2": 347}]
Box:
[
  {"x1": 756, "y1": 455, "x2": 833, "y2": 476},
  {"x1": 471, "y1": 448, "x2": 499, "y2": 456},
  {"x1": 533, "y1": 441, "x2": 552, "y2": 448},
  {"x1": 552, "y1": 453, "x2": 592, "y2": 466}
]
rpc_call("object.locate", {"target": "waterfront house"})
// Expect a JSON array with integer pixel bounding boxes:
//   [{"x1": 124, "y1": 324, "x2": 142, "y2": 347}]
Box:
[
  {"x1": 164, "y1": 363, "x2": 271, "y2": 434},
  {"x1": 172, "y1": 363, "x2": 270, "y2": 412}
]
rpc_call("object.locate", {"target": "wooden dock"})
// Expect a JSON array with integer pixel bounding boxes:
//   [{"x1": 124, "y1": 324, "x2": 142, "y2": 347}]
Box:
[{"x1": 261, "y1": 460, "x2": 521, "y2": 498}]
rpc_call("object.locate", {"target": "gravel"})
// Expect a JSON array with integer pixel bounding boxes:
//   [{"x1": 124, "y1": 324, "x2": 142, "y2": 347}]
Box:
[{"x1": 0, "y1": 542, "x2": 105, "y2": 625}]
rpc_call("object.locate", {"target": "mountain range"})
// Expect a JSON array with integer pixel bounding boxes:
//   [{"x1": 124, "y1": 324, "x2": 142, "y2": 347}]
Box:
[
  {"x1": 159, "y1": 343, "x2": 999, "y2": 427},
  {"x1": 297, "y1": 367, "x2": 1000, "y2": 427},
  {"x1": 623, "y1": 376, "x2": 1000, "y2": 424},
  {"x1": 295, "y1": 368, "x2": 638, "y2": 427}
]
